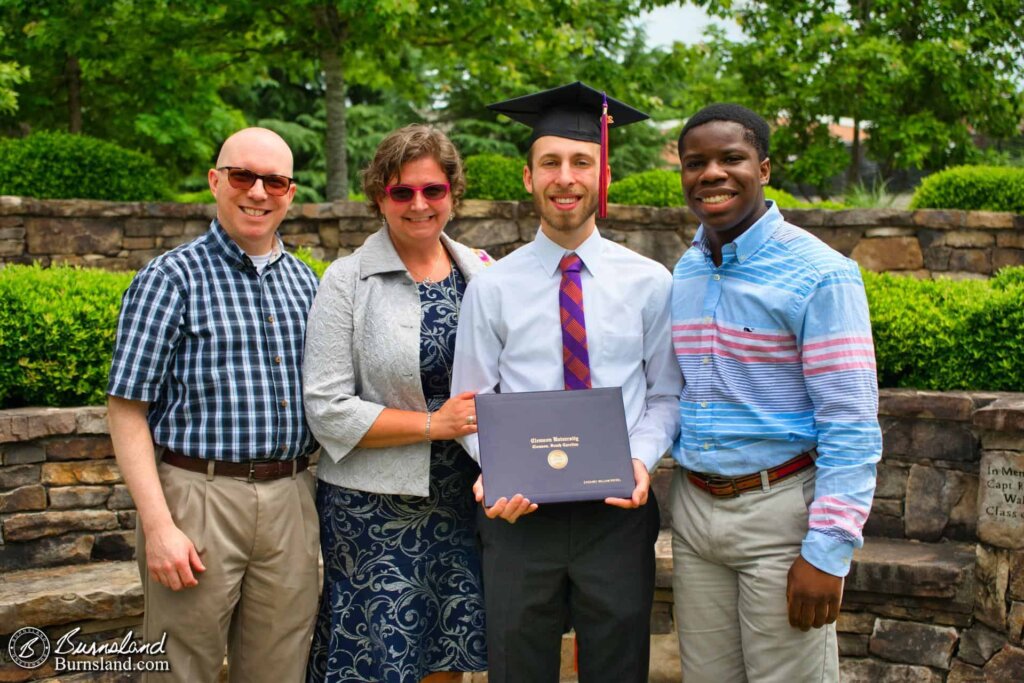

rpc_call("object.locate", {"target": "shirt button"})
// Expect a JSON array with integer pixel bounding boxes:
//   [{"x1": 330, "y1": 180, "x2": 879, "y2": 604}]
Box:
[
  {"x1": 713, "y1": 274, "x2": 721, "y2": 281},
  {"x1": 702, "y1": 357, "x2": 711, "y2": 365},
  {"x1": 267, "y1": 314, "x2": 275, "y2": 323},
  {"x1": 274, "y1": 356, "x2": 282, "y2": 364},
  {"x1": 703, "y1": 316, "x2": 712, "y2": 324},
  {"x1": 701, "y1": 401, "x2": 708, "y2": 408},
  {"x1": 703, "y1": 442, "x2": 711, "y2": 450},
  {"x1": 280, "y1": 399, "x2": 288, "y2": 408}
]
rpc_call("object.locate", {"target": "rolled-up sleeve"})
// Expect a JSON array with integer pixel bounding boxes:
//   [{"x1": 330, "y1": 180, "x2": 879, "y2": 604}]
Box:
[{"x1": 303, "y1": 261, "x2": 386, "y2": 462}]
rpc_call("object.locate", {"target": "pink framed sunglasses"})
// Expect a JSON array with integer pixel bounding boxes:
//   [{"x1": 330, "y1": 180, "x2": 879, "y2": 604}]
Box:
[{"x1": 384, "y1": 182, "x2": 450, "y2": 202}]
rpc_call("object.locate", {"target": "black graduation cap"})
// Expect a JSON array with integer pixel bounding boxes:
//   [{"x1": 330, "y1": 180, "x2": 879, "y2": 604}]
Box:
[{"x1": 488, "y1": 81, "x2": 650, "y2": 217}]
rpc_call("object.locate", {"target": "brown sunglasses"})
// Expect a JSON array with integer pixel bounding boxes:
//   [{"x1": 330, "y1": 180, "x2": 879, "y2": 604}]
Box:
[{"x1": 217, "y1": 167, "x2": 294, "y2": 196}]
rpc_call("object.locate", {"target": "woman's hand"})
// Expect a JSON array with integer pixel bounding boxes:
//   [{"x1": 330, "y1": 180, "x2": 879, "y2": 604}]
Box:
[{"x1": 429, "y1": 391, "x2": 478, "y2": 441}]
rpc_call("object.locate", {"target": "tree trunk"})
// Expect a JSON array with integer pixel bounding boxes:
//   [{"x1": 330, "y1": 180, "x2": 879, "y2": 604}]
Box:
[
  {"x1": 847, "y1": 117, "x2": 861, "y2": 187},
  {"x1": 65, "y1": 54, "x2": 82, "y2": 134},
  {"x1": 322, "y1": 45, "x2": 348, "y2": 201}
]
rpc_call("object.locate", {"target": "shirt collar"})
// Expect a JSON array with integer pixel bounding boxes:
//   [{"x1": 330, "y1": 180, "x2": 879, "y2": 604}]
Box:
[
  {"x1": 532, "y1": 227, "x2": 605, "y2": 278},
  {"x1": 691, "y1": 200, "x2": 782, "y2": 264},
  {"x1": 358, "y1": 225, "x2": 462, "y2": 279},
  {"x1": 209, "y1": 219, "x2": 283, "y2": 271}
]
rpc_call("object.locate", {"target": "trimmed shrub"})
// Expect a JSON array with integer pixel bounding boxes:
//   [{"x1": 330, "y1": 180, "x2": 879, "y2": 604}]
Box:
[
  {"x1": 0, "y1": 132, "x2": 167, "y2": 201},
  {"x1": 910, "y1": 165, "x2": 1024, "y2": 212},
  {"x1": 608, "y1": 169, "x2": 682, "y2": 207},
  {"x1": 0, "y1": 265, "x2": 134, "y2": 407},
  {"x1": 2, "y1": 261, "x2": 1021, "y2": 409},
  {"x1": 293, "y1": 247, "x2": 329, "y2": 279},
  {"x1": 865, "y1": 267, "x2": 1024, "y2": 391},
  {"x1": 463, "y1": 154, "x2": 529, "y2": 201},
  {"x1": 173, "y1": 189, "x2": 215, "y2": 204}
]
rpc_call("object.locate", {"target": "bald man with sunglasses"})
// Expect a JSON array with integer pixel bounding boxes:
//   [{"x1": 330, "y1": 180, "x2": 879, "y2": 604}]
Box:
[{"x1": 108, "y1": 128, "x2": 320, "y2": 682}]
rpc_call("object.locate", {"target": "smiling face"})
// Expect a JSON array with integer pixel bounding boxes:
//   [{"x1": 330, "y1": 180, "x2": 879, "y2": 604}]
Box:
[
  {"x1": 679, "y1": 120, "x2": 771, "y2": 247},
  {"x1": 377, "y1": 155, "x2": 453, "y2": 249},
  {"x1": 209, "y1": 128, "x2": 296, "y2": 255},
  {"x1": 523, "y1": 135, "x2": 607, "y2": 247}
]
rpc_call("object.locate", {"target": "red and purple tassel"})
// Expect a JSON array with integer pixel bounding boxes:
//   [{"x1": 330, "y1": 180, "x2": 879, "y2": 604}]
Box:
[{"x1": 598, "y1": 92, "x2": 609, "y2": 219}]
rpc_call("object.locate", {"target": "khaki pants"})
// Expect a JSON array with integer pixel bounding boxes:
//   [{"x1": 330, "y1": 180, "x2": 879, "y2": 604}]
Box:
[
  {"x1": 137, "y1": 462, "x2": 320, "y2": 683},
  {"x1": 670, "y1": 466, "x2": 838, "y2": 683}
]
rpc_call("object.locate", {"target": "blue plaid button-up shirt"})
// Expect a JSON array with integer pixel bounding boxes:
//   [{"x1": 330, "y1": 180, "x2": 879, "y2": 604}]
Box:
[{"x1": 108, "y1": 220, "x2": 319, "y2": 462}]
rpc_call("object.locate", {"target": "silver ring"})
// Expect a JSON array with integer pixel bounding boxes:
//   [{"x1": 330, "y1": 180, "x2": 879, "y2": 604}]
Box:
[{"x1": 467, "y1": 415, "x2": 476, "y2": 425}]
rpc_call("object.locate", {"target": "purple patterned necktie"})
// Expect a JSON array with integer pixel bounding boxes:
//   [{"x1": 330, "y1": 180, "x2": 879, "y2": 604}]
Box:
[{"x1": 559, "y1": 253, "x2": 592, "y2": 390}]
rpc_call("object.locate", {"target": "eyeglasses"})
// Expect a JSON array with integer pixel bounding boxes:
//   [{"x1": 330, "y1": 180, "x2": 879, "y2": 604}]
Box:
[
  {"x1": 217, "y1": 167, "x2": 294, "y2": 196},
  {"x1": 384, "y1": 182, "x2": 450, "y2": 203}
]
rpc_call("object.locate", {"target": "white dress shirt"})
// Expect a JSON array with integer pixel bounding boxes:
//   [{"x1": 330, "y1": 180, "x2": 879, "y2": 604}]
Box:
[{"x1": 451, "y1": 228, "x2": 682, "y2": 471}]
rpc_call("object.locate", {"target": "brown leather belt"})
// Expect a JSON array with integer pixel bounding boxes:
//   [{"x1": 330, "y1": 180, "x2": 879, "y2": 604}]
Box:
[
  {"x1": 162, "y1": 450, "x2": 308, "y2": 481},
  {"x1": 686, "y1": 450, "x2": 816, "y2": 498}
]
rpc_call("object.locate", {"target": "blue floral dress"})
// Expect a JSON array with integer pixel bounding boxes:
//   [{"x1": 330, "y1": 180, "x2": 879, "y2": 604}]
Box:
[{"x1": 307, "y1": 267, "x2": 487, "y2": 683}]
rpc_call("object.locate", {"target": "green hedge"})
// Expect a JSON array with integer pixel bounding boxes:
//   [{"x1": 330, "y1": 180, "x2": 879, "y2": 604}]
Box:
[
  {"x1": 2, "y1": 262, "x2": 1022, "y2": 408},
  {"x1": 293, "y1": 247, "x2": 328, "y2": 279},
  {"x1": 910, "y1": 165, "x2": 1024, "y2": 212},
  {"x1": 0, "y1": 132, "x2": 167, "y2": 201},
  {"x1": 865, "y1": 269, "x2": 1024, "y2": 391},
  {"x1": 608, "y1": 169, "x2": 682, "y2": 208},
  {"x1": 0, "y1": 265, "x2": 134, "y2": 408},
  {"x1": 463, "y1": 154, "x2": 530, "y2": 201}
]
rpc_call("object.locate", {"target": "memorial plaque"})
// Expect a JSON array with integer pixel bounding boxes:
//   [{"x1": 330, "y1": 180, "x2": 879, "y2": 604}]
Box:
[{"x1": 977, "y1": 451, "x2": 1024, "y2": 549}]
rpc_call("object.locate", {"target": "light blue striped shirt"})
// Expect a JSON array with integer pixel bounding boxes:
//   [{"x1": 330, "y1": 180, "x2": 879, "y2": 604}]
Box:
[{"x1": 672, "y1": 202, "x2": 881, "y2": 576}]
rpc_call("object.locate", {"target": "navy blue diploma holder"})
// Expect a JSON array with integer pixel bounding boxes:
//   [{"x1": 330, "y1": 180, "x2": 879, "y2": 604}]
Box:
[{"x1": 475, "y1": 387, "x2": 635, "y2": 507}]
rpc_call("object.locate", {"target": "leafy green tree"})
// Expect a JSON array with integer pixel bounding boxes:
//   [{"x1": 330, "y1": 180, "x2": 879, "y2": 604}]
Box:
[
  {"x1": 237, "y1": 0, "x2": 676, "y2": 200},
  {"x1": 0, "y1": 29, "x2": 28, "y2": 116},
  {"x1": 696, "y1": 0, "x2": 1024, "y2": 191},
  {"x1": 0, "y1": 1, "x2": 249, "y2": 176}
]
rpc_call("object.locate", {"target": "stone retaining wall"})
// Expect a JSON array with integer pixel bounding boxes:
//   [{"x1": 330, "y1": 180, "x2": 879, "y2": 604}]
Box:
[
  {"x1": 837, "y1": 391, "x2": 1024, "y2": 681},
  {"x1": 2, "y1": 392, "x2": 1023, "y2": 681},
  {"x1": 0, "y1": 407, "x2": 135, "y2": 572},
  {"x1": 2, "y1": 196, "x2": 1023, "y2": 277}
]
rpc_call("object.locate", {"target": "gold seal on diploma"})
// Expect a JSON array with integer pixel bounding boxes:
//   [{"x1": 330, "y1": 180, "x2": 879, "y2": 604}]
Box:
[{"x1": 547, "y1": 449, "x2": 569, "y2": 470}]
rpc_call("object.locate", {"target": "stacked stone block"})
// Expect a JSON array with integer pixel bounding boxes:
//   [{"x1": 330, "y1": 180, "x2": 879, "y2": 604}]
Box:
[
  {"x1": 0, "y1": 407, "x2": 135, "y2": 573},
  {"x1": 3, "y1": 196, "x2": 1023, "y2": 277},
  {"x1": 3, "y1": 397, "x2": 1024, "y2": 680},
  {"x1": 837, "y1": 392, "x2": 1024, "y2": 681}
]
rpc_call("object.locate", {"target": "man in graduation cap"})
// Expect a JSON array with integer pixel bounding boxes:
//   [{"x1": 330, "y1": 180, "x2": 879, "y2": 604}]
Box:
[{"x1": 451, "y1": 82, "x2": 682, "y2": 683}]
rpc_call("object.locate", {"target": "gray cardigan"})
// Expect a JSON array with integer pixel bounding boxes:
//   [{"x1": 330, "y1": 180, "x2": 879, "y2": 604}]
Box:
[{"x1": 303, "y1": 227, "x2": 491, "y2": 495}]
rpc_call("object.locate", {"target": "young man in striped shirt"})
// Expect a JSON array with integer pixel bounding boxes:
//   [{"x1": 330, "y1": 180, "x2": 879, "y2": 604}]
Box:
[{"x1": 669, "y1": 104, "x2": 881, "y2": 682}]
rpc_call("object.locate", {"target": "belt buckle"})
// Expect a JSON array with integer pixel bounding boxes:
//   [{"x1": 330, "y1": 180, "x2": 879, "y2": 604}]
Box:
[
  {"x1": 247, "y1": 461, "x2": 257, "y2": 483},
  {"x1": 705, "y1": 473, "x2": 739, "y2": 498}
]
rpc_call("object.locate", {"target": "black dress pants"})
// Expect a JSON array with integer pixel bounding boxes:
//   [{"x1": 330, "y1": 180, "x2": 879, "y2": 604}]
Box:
[{"x1": 478, "y1": 493, "x2": 660, "y2": 683}]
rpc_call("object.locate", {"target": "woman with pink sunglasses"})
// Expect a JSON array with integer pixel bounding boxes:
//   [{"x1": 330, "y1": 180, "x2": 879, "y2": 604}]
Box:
[{"x1": 303, "y1": 124, "x2": 491, "y2": 683}]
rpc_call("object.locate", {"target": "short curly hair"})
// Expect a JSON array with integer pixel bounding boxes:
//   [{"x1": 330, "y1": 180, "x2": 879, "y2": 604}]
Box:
[
  {"x1": 362, "y1": 124, "x2": 466, "y2": 220},
  {"x1": 678, "y1": 103, "x2": 771, "y2": 161}
]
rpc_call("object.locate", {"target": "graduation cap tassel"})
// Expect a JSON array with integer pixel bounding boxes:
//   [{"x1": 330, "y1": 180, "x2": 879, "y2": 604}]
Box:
[{"x1": 598, "y1": 92, "x2": 609, "y2": 219}]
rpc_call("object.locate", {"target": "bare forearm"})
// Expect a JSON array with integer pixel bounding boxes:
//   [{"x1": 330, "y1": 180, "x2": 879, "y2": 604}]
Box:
[
  {"x1": 107, "y1": 396, "x2": 173, "y2": 534},
  {"x1": 357, "y1": 392, "x2": 478, "y2": 448},
  {"x1": 357, "y1": 408, "x2": 430, "y2": 448}
]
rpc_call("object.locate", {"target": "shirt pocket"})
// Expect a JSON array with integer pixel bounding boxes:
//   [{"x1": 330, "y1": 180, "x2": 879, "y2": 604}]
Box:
[{"x1": 598, "y1": 332, "x2": 643, "y2": 385}]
